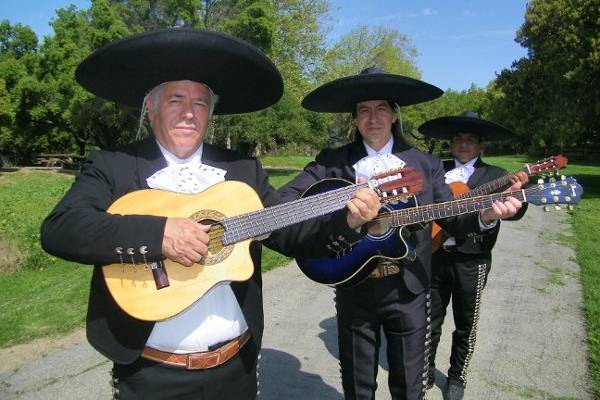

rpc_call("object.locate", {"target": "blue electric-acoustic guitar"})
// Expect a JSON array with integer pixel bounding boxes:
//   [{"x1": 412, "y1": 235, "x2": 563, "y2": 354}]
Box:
[{"x1": 298, "y1": 175, "x2": 583, "y2": 287}]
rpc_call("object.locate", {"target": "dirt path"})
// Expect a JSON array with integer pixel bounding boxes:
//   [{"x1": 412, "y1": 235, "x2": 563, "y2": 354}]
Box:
[{"x1": 0, "y1": 206, "x2": 592, "y2": 399}]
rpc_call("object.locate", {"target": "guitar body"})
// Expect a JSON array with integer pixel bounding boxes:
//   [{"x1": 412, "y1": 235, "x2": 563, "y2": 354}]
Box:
[
  {"x1": 430, "y1": 181, "x2": 470, "y2": 252},
  {"x1": 297, "y1": 180, "x2": 417, "y2": 287},
  {"x1": 103, "y1": 181, "x2": 263, "y2": 321}
]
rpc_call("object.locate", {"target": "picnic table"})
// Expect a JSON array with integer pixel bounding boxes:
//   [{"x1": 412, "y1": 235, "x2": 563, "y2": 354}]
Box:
[{"x1": 34, "y1": 153, "x2": 85, "y2": 169}]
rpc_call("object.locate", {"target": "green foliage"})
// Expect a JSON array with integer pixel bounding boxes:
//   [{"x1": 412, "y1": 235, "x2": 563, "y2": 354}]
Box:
[
  {"x1": 492, "y1": 0, "x2": 600, "y2": 156},
  {"x1": 403, "y1": 85, "x2": 489, "y2": 153}
]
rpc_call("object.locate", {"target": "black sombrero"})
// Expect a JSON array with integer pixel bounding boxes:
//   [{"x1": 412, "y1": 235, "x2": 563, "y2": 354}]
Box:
[
  {"x1": 75, "y1": 28, "x2": 283, "y2": 114},
  {"x1": 301, "y1": 67, "x2": 443, "y2": 113},
  {"x1": 418, "y1": 111, "x2": 515, "y2": 141}
]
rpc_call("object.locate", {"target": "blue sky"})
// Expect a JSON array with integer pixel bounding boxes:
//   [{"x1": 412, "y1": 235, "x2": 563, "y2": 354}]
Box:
[{"x1": 1, "y1": 0, "x2": 529, "y2": 91}]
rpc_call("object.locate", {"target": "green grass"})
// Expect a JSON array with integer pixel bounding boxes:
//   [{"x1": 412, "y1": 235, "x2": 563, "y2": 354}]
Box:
[
  {"x1": 0, "y1": 170, "x2": 90, "y2": 346},
  {"x1": 260, "y1": 155, "x2": 312, "y2": 169}
]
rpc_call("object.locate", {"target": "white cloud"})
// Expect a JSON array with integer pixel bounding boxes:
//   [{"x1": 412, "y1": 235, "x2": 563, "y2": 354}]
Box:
[{"x1": 422, "y1": 8, "x2": 438, "y2": 16}]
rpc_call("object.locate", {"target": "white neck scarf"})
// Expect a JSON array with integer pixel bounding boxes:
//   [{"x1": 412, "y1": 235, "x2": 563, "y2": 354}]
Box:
[
  {"x1": 353, "y1": 137, "x2": 406, "y2": 183},
  {"x1": 146, "y1": 141, "x2": 226, "y2": 193},
  {"x1": 444, "y1": 157, "x2": 478, "y2": 184}
]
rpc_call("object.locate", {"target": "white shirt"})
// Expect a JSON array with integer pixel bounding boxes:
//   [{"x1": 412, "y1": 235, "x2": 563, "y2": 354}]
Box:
[{"x1": 145, "y1": 140, "x2": 248, "y2": 353}]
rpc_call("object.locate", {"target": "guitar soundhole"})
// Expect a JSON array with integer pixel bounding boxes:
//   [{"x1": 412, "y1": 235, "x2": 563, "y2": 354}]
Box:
[{"x1": 189, "y1": 209, "x2": 233, "y2": 266}]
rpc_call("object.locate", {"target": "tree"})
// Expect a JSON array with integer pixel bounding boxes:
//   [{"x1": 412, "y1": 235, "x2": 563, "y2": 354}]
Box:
[
  {"x1": 0, "y1": 21, "x2": 43, "y2": 162},
  {"x1": 402, "y1": 85, "x2": 489, "y2": 153},
  {"x1": 491, "y1": 0, "x2": 600, "y2": 156}
]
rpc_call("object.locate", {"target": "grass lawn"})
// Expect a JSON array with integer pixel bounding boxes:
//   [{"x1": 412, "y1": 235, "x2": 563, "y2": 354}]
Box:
[
  {"x1": 260, "y1": 155, "x2": 312, "y2": 170},
  {"x1": 1, "y1": 154, "x2": 599, "y2": 398}
]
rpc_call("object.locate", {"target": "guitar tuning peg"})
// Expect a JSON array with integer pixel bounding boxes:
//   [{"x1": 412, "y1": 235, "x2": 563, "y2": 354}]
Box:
[
  {"x1": 537, "y1": 178, "x2": 544, "y2": 184},
  {"x1": 544, "y1": 205, "x2": 551, "y2": 212},
  {"x1": 568, "y1": 205, "x2": 574, "y2": 211},
  {"x1": 554, "y1": 205, "x2": 562, "y2": 211}
]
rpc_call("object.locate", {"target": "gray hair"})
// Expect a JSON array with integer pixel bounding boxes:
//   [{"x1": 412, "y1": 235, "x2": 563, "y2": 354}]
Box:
[{"x1": 136, "y1": 81, "x2": 220, "y2": 140}]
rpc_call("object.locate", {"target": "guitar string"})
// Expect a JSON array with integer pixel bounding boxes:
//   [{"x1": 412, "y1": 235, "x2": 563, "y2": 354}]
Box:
[
  {"x1": 206, "y1": 174, "x2": 570, "y2": 245},
  {"x1": 372, "y1": 186, "x2": 543, "y2": 226},
  {"x1": 206, "y1": 181, "x2": 368, "y2": 244}
]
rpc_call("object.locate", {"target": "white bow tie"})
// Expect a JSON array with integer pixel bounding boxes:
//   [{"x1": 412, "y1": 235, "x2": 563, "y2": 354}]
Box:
[
  {"x1": 444, "y1": 164, "x2": 475, "y2": 184},
  {"x1": 146, "y1": 159, "x2": 226, "y2": 194}
]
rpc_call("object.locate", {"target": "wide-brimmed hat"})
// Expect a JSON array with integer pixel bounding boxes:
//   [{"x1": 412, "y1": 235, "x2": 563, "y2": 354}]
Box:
[
  {"x1": 301, "y1": 67, "x2": 443, "y2": 113},
  {"x1": 75, "y1": 28, "x2": 283, "y2": 114},
  {"x1": 418, "y1": 111, "x2": 515, "y2": 141}
]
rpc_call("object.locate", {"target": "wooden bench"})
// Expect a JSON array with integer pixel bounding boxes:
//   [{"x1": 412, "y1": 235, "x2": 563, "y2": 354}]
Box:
[{"x1": 34, "y1": 154, "x2": 85, "y2": 169}]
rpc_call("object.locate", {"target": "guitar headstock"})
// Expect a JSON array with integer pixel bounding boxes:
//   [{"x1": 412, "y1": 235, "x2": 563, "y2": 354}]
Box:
[
  {"x1": 369, "y1": 168, "x2": 424, "y2": 204},
  {"x1": 526, "y1": 154, "x2": 568, "y2": 175},
  {"x1": 526, "y1": 176, "x2": 583, "y2": 211}
]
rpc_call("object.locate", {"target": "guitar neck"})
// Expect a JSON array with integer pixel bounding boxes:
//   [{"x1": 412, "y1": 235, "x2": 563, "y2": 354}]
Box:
[
  {"x1": 389, "y1": 189, "x2": 530, "y2": 227},
  {"x1": 455, "y1": 166, "x2": 527, "y2": 199},
  {"x1": 220, "y1": 182, "x2": 367, "y2": 245}
]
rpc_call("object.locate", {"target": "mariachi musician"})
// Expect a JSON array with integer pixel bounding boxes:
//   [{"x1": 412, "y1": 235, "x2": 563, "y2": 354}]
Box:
[
  {"x1": 418, "y1": 111, "x2": 528, "y2": 399},
  {"x1": 40, "y1": 28, "x2": 381, "y2": 400}
]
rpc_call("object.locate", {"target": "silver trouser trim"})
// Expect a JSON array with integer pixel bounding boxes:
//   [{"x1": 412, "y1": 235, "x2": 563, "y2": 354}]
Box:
[
  {"x1": 459, "y1": 263, "x2": 487, "y2": 384},
  {"x1": 422, "y1": 290, "x2": 432, "y2": 396}
]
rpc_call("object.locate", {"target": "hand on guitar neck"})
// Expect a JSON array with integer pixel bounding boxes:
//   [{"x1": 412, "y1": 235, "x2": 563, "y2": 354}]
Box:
[
  {"x1": 479, "y1": 173, "x2": 527, "y2": 225},
  {"x1": 345, "y1": 188, "x2": 382, "y2": 230}
]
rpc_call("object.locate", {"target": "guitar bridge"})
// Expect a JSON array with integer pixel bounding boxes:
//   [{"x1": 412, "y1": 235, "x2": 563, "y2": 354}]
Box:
[{"x1": 149, "y1": 261, "x2": 170, "y2": 290}]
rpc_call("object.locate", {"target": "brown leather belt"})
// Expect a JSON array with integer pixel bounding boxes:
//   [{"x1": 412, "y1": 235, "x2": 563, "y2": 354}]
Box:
[
  {"x1": 369, "y1": 262, "x2": 401, "y2": 279},
  {"x1": 141, "y1": 330, "x2": 251, "y2": 370}
]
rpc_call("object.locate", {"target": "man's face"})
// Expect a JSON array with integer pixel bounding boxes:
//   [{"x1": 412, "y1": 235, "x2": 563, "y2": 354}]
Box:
[
  {"x1": 450, "y1": 132, "x2": 482, "y2": 163},
  {"x1": 147, "y1": 80, "x2": 211, "y2": 159},
  {"x1": 354, "y1": 100, "x2": 397, "y2": 151}
]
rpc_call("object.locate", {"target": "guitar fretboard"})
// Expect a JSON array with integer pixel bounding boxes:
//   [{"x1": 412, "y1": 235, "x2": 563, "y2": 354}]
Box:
[
  {"x1": 220, "y1": 182, "x2": 369, "y2": 245},
  {"x1": 455, "y1": 173, "x2": 516, "y2": 199},
  {"x1": 389, "y1": 188, "x2": 530, "y2": 227}
]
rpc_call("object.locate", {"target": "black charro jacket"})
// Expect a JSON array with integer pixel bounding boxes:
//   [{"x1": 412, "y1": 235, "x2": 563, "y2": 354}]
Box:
[{"x1": 41, "y1": 137, "x2": 364, "y2": 364}]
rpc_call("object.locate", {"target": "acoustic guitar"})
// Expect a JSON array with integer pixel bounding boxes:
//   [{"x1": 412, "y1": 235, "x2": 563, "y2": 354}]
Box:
[
  {"x1": 102, "y1": 168, "x2": 420, "y2": 321},
  {"x1": 430, "y1": 154, "x2": 568, "y2": 251},
  {"x1": 297, "y1": 175, "x2": 582, "y2": 287}
]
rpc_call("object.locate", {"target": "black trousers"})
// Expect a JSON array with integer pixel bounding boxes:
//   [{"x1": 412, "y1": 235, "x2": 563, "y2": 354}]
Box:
[
  {"x1": 111, "y1": 339, "x2": 259, "y2": 400},
  {"x1": 429, "y1": 250, "x2": 491, "y2": 385},
  {"x1": 336, "y1": 274, "x2": 429, "y2": 400}
]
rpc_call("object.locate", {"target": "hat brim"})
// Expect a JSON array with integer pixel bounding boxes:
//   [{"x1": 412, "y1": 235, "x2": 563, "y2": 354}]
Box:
[
  {"x1": 75, "y1": 28, "x2": 283, "y2": 114},
  {"x1": 418, "y1": 116, "x2": 515, "y2": 141},
  {"x1": 301, "y1": 73, "x2": 443, "y2": 113}
]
